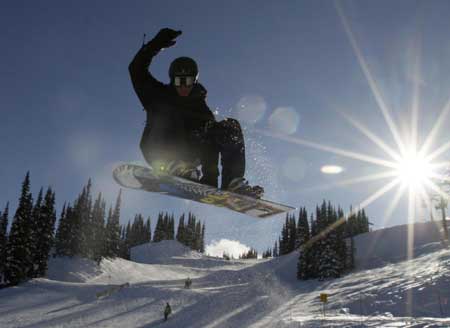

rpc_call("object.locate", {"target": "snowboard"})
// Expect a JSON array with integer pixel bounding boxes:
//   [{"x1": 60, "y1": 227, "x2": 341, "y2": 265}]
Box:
[{"x1": 113, "y1": 163, "x2": 294, "y2": 218}]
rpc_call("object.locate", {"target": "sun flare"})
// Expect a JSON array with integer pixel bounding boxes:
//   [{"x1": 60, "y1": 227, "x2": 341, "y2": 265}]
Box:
[
  {"x1": 257, "y1": 4, "x2": 450, "y2": 232},
  {"x1": 395, "y1": 151, "x2": 434, "y2": 189}
]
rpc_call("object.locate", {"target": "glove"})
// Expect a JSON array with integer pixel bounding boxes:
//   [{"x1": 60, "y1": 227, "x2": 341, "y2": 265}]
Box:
[{"x1": 150, "y1": 28, "x2": 182, "y2": 50}]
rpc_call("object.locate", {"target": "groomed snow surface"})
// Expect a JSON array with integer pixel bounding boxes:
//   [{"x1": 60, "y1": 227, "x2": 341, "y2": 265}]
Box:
[{"x1": 1, "y1": 221, "x2": 450, "y2": 327}]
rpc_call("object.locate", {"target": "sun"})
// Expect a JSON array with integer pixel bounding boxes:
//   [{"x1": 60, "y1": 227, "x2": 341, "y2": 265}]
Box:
[{"x1": 394, "y1": 151, "x2": 434, "y2": 190}]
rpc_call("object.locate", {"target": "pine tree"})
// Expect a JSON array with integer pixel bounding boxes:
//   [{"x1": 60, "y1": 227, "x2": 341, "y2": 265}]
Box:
[
  {"x1": 308, "y1": 210, "x2": 320, "y2": 278},
  {"x1": 0, "y1": 203, "x2": 9, "y2": 282},
  {"x1": 185, "y1": 213, "x2": 196, "y2": 249},
  {"x1": 335, "y1": 206, "x2": 348, "y2": 273},
  {"x1": 109, "y1": 190, "x2": 122, "y2": 257},
  {"x1": 125, "y1": 221, "x2": 131, "y2": 244},
  {"x1": 5, "y1": 172, "x2": 34, "y2": 285},
  {"x1": 297, "y1": 211, "x2": 316, "y2": 280},
  {"x1": 153, "y1": 212, "x2": 164, "y2": 242},
  {"x1": 262, "y1": 248, "x2": 272, "y2": 258},
  {"x1": 194, "y1": 221, "x2": 202, "y2": 251},
  {"x1": 176, "y1": 213, "x2": 185, "y2": 244},
  {"x1": 316, "y1": 203, "x2": 342, "y2": 280},
  {"x1": 273, "y1": 240, "x2": 279, "y2": 257},
  {"x1": 61, "y1": 182, "x2": 92, "y2": 257},
  {"x1": 129, "y1": 215, "x2": 139, "y2": 247},
  {"x1": 296, "y1": 207, "x2": 312, "y2": 280},
  {"x1": 297, "y1": 246, "x2": 311, "y2": 280},
  {"x1": 200, "y1": 223, "x2": 205, "y2": 253},
  {"x1": 29, "y1": 188, "x2": 43, "y2": 278},
  {"x1": 145, "y1": 217, "x2": 152, "y2": 242},
  {"x1": 279, "y1": 215, "x2": 290, "y2": 255},
  {"x1": 296, "y1": 207, "x2": 310, "y2": 248},
  {"x1": 105, "y1": 190, "x2": 122, "y2": 258},
  {"x1": 78, "y1": 180, "x2": 93, "y2": 258},
  {"x1": 168, "y1": 214, "x2": 175, "y2": 240},
  {"x1": 33, "y1": 188, "x2": 57, "y2": 277},
  {"x1": 91, "y1": 193, "x2": 106, "y2": 262},
  {"x1": 54, "y1": 203, "x2": 72, "y2": 256},
  {"x1": 240, "y1": 248, "x2": 258, "y2": 259},
  {"x1": 360, "y1": 209, "x2": 370, "y2": 233},
  {"x1": 119, "y1": 220, "x2": 132, "y2": 259},
  {"x1": 288, "y1": 214, "x2": 297, "y2": 252},
  {"x1": 162, "y1": 213, "x2": 168, "y2": 240}
]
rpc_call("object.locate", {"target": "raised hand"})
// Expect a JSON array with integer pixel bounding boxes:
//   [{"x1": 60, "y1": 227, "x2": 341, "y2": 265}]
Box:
[{"x1": 151, "y1": 28, "x2": 182, "y2": 50}]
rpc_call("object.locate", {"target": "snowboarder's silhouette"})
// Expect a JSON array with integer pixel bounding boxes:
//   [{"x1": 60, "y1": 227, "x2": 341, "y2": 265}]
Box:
[{"x1": 129, "y1": 28, "x2": 263, "y2": 198}]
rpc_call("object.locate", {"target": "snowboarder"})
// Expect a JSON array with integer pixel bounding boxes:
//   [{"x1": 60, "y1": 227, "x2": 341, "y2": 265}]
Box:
[
  {"x1": 164, "y1": 302, "x2": 172, "y2": 321},
  {"x1": 128, "y1": 28, "x2": 264, "y2": 198}
]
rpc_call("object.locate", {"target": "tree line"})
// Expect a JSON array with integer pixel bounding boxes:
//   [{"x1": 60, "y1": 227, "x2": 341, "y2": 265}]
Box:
[
  {"x1": 119, "y1": 212, "x2": 206, "y2": 259},
  {"x1": 0, "y1": 173, "x2": 56, "y2": 285},
  {"x1": 0, "y1": 172, "x2": 206, "y2": 287},
  {"x1": 261, "y1": 200, "x2": 370, "y2": 280}
]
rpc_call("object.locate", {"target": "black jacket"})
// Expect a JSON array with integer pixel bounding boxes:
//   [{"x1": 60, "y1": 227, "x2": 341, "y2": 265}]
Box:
[{"x1": 129, "y1": 41, "x2": 216, "y2": 164}]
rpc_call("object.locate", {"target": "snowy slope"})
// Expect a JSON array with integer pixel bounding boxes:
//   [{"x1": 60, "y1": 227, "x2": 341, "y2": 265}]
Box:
[
  {"x1": 1, "y1": 222, "x2": 450, "y2": 327},
  {"x1": 353, "y1": 220, "x2": 449, "y2": 269}
]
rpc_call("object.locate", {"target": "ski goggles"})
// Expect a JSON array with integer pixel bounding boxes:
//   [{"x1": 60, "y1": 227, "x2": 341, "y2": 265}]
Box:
[{"x1": 173, "y1": 75, "x2": 197, "y2": 87}]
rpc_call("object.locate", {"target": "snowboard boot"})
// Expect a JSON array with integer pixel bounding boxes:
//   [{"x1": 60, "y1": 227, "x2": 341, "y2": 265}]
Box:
[
  {"x1": 226, "y1": 177, "x2": 264, "y2": 199},
  {"x1": 165, "y1": 160, "x2": 201, "y2": 182}
]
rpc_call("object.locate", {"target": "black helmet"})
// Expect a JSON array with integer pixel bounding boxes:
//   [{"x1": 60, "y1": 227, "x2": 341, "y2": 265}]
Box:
[{"x1": 169, "y1": 57, "x2": 199, "y2": 81}]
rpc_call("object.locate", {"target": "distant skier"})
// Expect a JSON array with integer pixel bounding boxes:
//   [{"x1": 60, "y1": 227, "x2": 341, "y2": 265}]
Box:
[
  {"x1": 164, "y1": 302, "x2": 172, "y2": 321},
  {"x1": 184, "y1": 277, "x2": 192, "y2": 289},
  {"x1": 128, "y1": 28, "x2": 263, "y2": 198}
]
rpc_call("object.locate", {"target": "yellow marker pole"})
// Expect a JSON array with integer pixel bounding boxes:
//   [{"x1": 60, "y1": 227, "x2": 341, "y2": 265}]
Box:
[{"x1": 320, "y1": 293, "x2": 328, "y2": 317}]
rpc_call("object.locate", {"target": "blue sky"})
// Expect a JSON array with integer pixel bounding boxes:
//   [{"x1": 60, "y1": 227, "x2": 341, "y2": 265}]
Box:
[{"x1": 2, "y1": 0, "x2": 450, "y2": 252}]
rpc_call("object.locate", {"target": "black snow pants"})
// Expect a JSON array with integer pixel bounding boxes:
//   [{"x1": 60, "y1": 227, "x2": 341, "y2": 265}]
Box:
[
  {"x1": 140, "y1": 117, "x2": 245, "y2": 189},
  {"x1": 209, "y1": 118, "x2": 246, "y2": 189}
]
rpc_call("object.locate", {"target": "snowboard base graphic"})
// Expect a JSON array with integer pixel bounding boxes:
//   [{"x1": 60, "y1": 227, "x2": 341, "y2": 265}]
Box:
[{"x1": 113, "y1": 163, "x2": 294, "y2": 218}]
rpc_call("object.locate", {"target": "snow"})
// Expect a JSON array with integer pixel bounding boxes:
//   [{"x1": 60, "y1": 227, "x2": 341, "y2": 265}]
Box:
[
  {"x1": 1, "y1": 222, "x2": 450, "y2": 327},
  {"x1": 353, "y1": 220, "x2": 448, "y2": 269}
]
